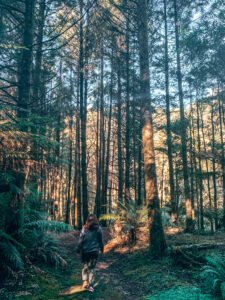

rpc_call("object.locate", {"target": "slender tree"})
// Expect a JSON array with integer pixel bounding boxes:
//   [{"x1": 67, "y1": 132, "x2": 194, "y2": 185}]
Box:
[{"x1": 173, "y1": 0, "x2": 194, "y2": 232}]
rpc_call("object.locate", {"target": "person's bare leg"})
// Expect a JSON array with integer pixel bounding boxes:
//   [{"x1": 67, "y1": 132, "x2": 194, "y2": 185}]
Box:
[{"x1": 82, "y1": 262, "x2": 89, "y2": 288}]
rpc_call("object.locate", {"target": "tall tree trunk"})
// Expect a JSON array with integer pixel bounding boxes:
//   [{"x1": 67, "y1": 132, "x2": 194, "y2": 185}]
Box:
[
  {"x1": 117, "y1": 51, "x2": 123, "y2": 203},
  {"x1": 100, "y1": 46, "x2": 105, "y2": 215},
  {"x1": 200, "y1": 102, "x2": 213, "y2": 232},
  {"x1": 196, "y1": 97, "x2": 204, "y2": 230},
  {"x1": 79, "y1": 0, "x2": 88, "y2": 223},
  {"x1": 65, "y1": 77, "x2": 73, "y2": 224},
  {"x1": 137, "y1": 0, "x2": 166, "y2": 256},
  {"x1": 125, "y1": 10, "x2": 130, "y2": 203},
  {"x1": 74, "y1": 69, "x2": 82, "y2": 228},
  {"x1": 218, "y1": 85, "x2": 225, "y2": 228},
  {"x1": 210, "y1": 100, "x2": 218, "y2": 230},
  {"x1": 189, "y1": 89, "x2": 195, "y2": 226},
  {"x1": 163, "y1": 0, "x2": 176, "y2": 222},
  {"x1": 95, "y1": 87, "x2": 101, "y2": 217},
  {"x1": 132, "y1": 64, "x2": 137, "y2": 203},
  {"x1": 137, "y1": 117, "x2": 142, "y2": 205},
  {"x1": 103, "y1": 49, "x2": 113, "y2": 212},
  {"x1": 16, "y1": 0, "x2": 36, "y2": 210},
  {"x1": 173, "y1": 0, "x2": 194, "y2": 232},
  {"x1": 33, "y1": 0, "x2": 45, "y2": 106}
]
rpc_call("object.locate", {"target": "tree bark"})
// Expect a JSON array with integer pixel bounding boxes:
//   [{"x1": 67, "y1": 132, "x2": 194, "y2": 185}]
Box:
[
  {"x1": 163, "y1": 0, "x2": 176, "y2": 222},
  {"x1": 79, "y1": 0, "x2": 88, "y2": 223},
  {"x1": 16, "y1": 0, "x2": 36, "y2": 210},
  {"x1": 218, "y1": 85, "x2": 225, "y2": 228},
  {"x1": 125, "y1": 9, "x2": 130, "y2": 203},
  {"x1": 173, "y1": 0, "x2": 194, "y2": 232},
  {"x1": 210, "y1": 100, "x2": 218, "y2": 229},
  {"x1": 103, "y1": 48, "x2": 113, "y2": 213},
  {"x1": 196, "y1": 96, "x2": 204, "y2": 230},
  {"x1": 137, "y1": 0, "x2": 167, "y2": 256},
  {"x1": 117, "y1": 50, "x2": 123, "y2": 203}
]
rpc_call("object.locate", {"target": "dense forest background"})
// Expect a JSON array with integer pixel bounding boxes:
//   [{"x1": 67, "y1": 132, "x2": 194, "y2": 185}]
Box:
[{"x1": 0, "y1": 0, "x2": 225, "y2": 298}]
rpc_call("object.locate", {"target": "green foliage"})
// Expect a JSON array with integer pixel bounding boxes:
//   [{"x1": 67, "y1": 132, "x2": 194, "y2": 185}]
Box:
[
  {"x1": 0, "y1": 231, "x2": 24, "y2": 280},
  {"x1": 21, "y1": 220, "x2": 72, "y2": 233},
  {"x1": 144, "y1": 286, "x2": 214, "y2": 300},
  {"x1": 160, "y1": 207, "x2": 175, "y2": 227},
  {"x1": 28, "y1": 233, "x2": 67, "y2": 268},
  {"x1": 201, "y1": 255, "x2": 225, "y2": 298},
  {"x1": 100, "y1": 200, "x2": 147, "y2": 245},
  {"x1": 0, "y1": 189, "x2": 73, "y2": 280}
]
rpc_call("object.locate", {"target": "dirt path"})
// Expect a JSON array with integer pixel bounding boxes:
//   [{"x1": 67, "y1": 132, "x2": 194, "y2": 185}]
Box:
[
  {"x1": 58, "y1": 230, "x2": 147, "y2": 300},
  {"x1": 96, "y1": 253, "x2": 144, "y2": 300}
]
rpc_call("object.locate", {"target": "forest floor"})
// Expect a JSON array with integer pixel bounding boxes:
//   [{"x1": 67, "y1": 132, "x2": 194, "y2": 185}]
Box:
[{"x1": 2, "y1": 228, "x2": 225, "y2": 300}]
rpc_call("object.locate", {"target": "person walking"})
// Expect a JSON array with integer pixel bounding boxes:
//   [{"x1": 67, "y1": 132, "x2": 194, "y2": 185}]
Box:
[{"x1": 76, "y1": 214, "x2": 104, "y2": 292}]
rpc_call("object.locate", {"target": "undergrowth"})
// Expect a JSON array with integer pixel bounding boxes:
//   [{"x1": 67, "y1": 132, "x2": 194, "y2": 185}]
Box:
[
  {"x1": 143, "y1": 286, "x2": 214, "y2": 300},
  {"x1": 0, "y1": 185, "x2": 72, "y2": 282}
]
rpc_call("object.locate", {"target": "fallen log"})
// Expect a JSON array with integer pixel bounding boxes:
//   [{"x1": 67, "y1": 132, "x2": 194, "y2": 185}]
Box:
[
  {"x1": 170, "y1": 243, "x2": 225, "y2": 268},
  {"x1": 171, "y1": 242, "x2": 225, "y2": 251}
]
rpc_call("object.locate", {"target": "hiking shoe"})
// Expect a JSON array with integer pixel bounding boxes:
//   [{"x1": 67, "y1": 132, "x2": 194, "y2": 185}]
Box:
[{"x1": 82, "y1": 281, "x2": 89, "y2": 289}]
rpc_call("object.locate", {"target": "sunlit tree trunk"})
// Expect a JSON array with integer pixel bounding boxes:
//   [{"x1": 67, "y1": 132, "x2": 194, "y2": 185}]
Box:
[{"x1": 137, "y1": 0, "x2": 166, "y2": 256}]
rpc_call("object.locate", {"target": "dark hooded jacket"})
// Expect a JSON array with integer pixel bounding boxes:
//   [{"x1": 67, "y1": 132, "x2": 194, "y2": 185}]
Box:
[{"x1": 76, "y1": 224, "x2": 104, "y2": 254}]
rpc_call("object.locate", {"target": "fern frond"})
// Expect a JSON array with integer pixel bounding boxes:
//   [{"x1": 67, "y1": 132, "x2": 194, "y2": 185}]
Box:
[
  {"x1": 99, "y1": 214, "x2": 119, "y2": 221},
  {"x1": 0, "y1": 241, "x2": 24, "y2": 270},
  {"x1": 22, "y1": 220, "x2": 73, "y2": 232},
  {"x1": 0, "y1": 231, "x2": 26, "y2": 250}
]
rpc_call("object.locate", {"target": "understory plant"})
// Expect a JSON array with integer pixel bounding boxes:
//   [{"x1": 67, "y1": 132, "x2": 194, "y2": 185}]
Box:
[
  {"x1": 0, "y1": 186, "x2": 72, "y2": 281},
  {"x1": 144, "y1": 286, "x2": 214, "y2": 300},
  {"x1": 100, "y1": 200, "x2": 148, "y2": 246},
  {"x1": 201, "y1": 255, "x2": 225, "y2": 299}
]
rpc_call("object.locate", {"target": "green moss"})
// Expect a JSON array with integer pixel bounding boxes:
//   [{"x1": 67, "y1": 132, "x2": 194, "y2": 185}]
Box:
[
  {"x1": 143, "y1": 286, "x2": 216, "y2": 300},
  {"x1": 12, "y1": 257, "x2": 122, "y2": 300}
]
